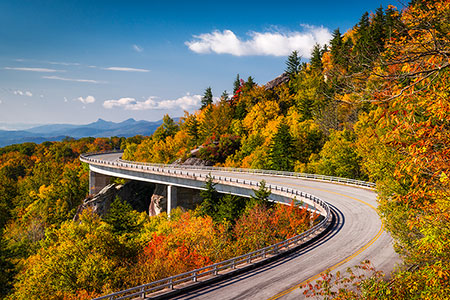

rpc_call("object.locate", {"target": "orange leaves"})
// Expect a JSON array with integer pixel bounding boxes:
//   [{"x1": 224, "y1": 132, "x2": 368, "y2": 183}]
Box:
[
  {"x1": 138, "y1": 232, "x2": 213, "y2": 281},
  {"x1": 233, "y1": 202, "x2": 315, "y2": 255}
]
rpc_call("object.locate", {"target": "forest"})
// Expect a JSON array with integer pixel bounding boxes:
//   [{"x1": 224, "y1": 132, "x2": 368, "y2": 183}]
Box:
[{"x1": 0, "y1": 0, "x2": 449, "y2": 298}]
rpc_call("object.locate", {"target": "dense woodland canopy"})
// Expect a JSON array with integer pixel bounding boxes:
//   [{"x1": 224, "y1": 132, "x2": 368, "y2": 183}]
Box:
[{"x1": 0, "y1": 0, "x2": 449, "y2": 298}]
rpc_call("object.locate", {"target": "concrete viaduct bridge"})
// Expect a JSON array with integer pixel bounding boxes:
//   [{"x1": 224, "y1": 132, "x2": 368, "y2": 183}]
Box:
[{"x1": 80, "y1": 151, "x2": 400, "y2": 300}]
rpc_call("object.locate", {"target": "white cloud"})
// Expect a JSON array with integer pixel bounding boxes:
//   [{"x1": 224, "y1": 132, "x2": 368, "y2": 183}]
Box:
[
  {"x1": 43, "y1": 76, "x2": 105, "y2": 84},
  {"x1": 0, "y1": 99, "x2": 2, "y2": 104},
  {"x1": 103, "y1": 94, "x2": 201, "y2": 111},
  {"x1": 5, "y1": 67, "x2": 63, "y2": 72},
  {"x1": 132, "y1": 44, "x2": 143, "y2": 52},
  {"x1": 77, "y1": 95, "x2": 96, "y2": 104},
  {"x1": 185, "y1": 25, "x2": 332, "y2": 58},
  {"x1": 13, "y1": 90, "x2": 33, "y2": 97},
  {"x1": 103, "y1": 67, "x2": 150, "y2": 72},
  {"x1": 47, "y1": 61, "x2": 80, "y2": 66},
  {"x1": 64, "y1": 97, "x2": 68, "y2": 102}
]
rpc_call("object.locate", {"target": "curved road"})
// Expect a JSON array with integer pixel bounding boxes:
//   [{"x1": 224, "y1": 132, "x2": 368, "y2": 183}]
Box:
[{"x1": 85, "y1": 153, "x2": 400, "y2": 299}]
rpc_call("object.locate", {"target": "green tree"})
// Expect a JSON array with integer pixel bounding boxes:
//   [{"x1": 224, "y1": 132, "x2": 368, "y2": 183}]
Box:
[
  {"x1": 330, "y1": 28, "x2": 343, "y2": 66},
  {"x1": 269, "y1": 122, "x2": 294, "y2": 171},
  {"x1": 310, "y1": 44, "x2": 323, "y2": 71},
  {"x1": 201, "y1": 87, "x2": 213, "y2": 109},
  {"x1": 220, "y1": 90, "x2": 229, "y2": 102},
  {"x1": 308, "y1": 129, "x2": 364, "y2": 179},
  {"x1": 153, "y1": 114, "x2": 179, "y2": 141},
  {"x1": 233, "y1": 74, "x2": 241, "y2": 94},
  {"x1": 285, "y1": 50, "x2": 301, "y2": 76},
  {"x1": 249, "y1": 180, "x2": 271, "y2": 208},
  {"x1": 244, "y1": 76, "x2": 256, "y2": 90},
  {"x1": 198, "y1": 175, "x2": 220, "y2": 217},
  {"x1": 103, "y1": 196, "x2": 143, "y2": 235},
  {"x1": 216, "y1": 194, "x2": 247, "y2": 224},
  {"x1": 182, "y1": 113, "x2": 200, "y2": 146}
]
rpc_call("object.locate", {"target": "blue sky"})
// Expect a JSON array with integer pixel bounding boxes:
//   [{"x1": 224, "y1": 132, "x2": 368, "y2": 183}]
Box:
[{"x1": 0, "y1": 0, "x2": 399, "y2": 127}]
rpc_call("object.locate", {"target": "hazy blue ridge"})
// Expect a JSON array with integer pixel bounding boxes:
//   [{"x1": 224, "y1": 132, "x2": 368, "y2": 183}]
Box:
[{"x1": 0, "y1": 118, "x2": 169, "y2": 147}]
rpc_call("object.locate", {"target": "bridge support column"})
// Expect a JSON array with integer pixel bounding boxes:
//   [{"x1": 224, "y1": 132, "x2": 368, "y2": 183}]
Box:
[
  {"x1": 89, "y1": 170, "x2": 111, "y2": 195},
  {"x1": 167, "y1": 185, "x2": 177, "y2": 216}
]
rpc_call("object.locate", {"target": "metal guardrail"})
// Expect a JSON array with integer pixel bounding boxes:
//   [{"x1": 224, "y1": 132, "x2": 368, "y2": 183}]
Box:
[
  {"x1": 80, "y1": 151, "x2": 375, "y2": 189},
  {"x1": 79, "y1": 151, "x2": 371, "y2": 300}
]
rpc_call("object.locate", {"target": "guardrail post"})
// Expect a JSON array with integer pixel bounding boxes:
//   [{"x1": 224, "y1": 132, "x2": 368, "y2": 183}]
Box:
[
  {"x1": 169, "y1": 278, "x2": 173, "y2": 290},
  {"x1": 214, "y1": 265, "x2": 218, "y2": 275},
  {"x1": 140, "y1": 287, "x2": 145, "y2": 298},
  {"x1": 193, "y1": 271, "x2": 197, "y2": 282}
]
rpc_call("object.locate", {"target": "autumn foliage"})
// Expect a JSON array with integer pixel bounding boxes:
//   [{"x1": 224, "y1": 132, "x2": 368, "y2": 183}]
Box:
[{"x1": 1, "y1": 0, "x2": 449, "y2": 298}]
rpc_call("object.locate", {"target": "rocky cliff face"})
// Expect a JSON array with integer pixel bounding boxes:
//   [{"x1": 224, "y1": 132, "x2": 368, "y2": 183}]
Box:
[
  {"x1": 75, "y1": 181, "x2": 155, "y2": 220},
  {"x1": 264, "y1": 72, "x2": 290, "y2": 90},
  {"x1": 149, "y1": 183, "x2": 167, "y2": 216}
]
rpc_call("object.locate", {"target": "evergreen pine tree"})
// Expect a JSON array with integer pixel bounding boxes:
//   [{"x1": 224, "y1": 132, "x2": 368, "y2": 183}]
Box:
[
  {"x1": 285, "y1": 50, "x2": 301, "y2": 75},
  {"x1": 201, "y1": 87, "x2": 213, "y2": 109},
  {"x1": 220, "y1": 90, "x2": 229, "y2": 102},
  {"x1": 244, "y1": 76, "x2": 255, "y2": 90},
  {"x1": 184, "y1": 115, "x2": 199, "y2": 145},
  {"x1": 103, "y1": 196, "x2": 141, "y2": 235},
  {"x1": 310, "y1": 44, "x2": 323, "y2": 71},
  {"x1": 233, "y1": 74, "x2": 241, "y2": 94},
  {"x1": 248, "y1": 180, "x2": 272, "y2": 208},
  {"x1": 152, "y1": 114, "x2": 179, "y2": 141},
  {"x1": 330, "y1": 28, "x2": 343, "y2": 66},
  {"x1": 269, "y1": 122, "x2": 294, "y2": 171},
  {"x1": 370, "y1": 6, "x2": 386, "y2": 53},
  {"x1": 199, "y1": 175, "x2": 220, "y2": 217}
]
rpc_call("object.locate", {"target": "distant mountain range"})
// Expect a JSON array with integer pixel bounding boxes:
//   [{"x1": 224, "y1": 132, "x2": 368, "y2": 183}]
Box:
[{"x1": 0, "y1": 118, "x2": 167, "y2": 147}]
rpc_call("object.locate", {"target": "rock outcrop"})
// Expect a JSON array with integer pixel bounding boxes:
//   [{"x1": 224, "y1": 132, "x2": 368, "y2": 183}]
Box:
[
  {"x1": 264, "y1": 72, "x2": 290, "y2": 90},
  {"x1": 75, "y1": 181, "x2": 155, "y2": 220},
  {"x1": 149, "y1": 183, "x2": 167, "y2": 216}
]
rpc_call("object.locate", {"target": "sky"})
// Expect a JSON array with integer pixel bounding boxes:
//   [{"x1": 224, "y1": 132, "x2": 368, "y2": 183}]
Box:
[{"x1": 0, "y1": 0, "x2": 400, "y2": 127}]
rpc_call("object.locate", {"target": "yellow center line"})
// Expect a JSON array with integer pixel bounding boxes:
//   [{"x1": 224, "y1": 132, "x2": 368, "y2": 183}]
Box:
[{"x1": 267, "y1": 185, "x2": 383, "y2": 300}]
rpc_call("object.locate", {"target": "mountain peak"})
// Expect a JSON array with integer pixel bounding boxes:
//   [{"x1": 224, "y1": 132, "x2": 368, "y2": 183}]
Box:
[
  {"x1": 122, "y1": 118, "x2": 136, "y2": 123},
  {"x1": 95, "y1": 118, "x2": 108, "y2": 123}
]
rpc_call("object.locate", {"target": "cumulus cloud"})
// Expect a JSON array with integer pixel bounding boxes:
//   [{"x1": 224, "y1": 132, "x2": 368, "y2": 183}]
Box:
[
  {"x1": 103, "y1": 94, "x2": 201, "y2": 111},
  {"x1": 43, "y1": 76, "x2": 105, "y2": 84},
  {"x1": 103, "y1": 67, "x2": 150, "y2": 72},
  {"x1": 4, "y1": 67, "x2": 63, "y2": 72},
  {"x1": 132, "y1": 44, "x2": 143, "y2": 52},
  {"x1": 185, "y1": 25, "x2": 332, "y2": 58},
  {"x1": 13, "y1": 90, "x2": 33, "y2": 97},
  {"x1": 77, "y1": 95, "x2": 96, "y2": 104}
]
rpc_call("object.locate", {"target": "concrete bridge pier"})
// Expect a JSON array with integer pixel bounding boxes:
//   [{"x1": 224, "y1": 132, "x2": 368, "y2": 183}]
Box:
[
  {"x1": 149, "y1": 184, "x2": 202, "y2": 217},
  {"x1": 89, "y1": 171, "x2": 112, "y2": 195},
  {"x1": 167, "y1": 185, "x2": 177, "y2": 216}
]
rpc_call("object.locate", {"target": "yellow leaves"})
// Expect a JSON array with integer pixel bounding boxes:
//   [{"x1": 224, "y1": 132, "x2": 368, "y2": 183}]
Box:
[
  {"x1": 440, "y1": 172, "x2": 448, "y2": 184},
  {"x1": 401, "y1": 64, "x2": 411, "y2": 73},
  {"x1": 243, "y1": 100, "x2": 280, "y2": 133}
]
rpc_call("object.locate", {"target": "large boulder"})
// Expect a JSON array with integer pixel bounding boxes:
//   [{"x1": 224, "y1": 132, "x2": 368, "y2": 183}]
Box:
[{"x1": 264, "y1": 72, "x2": 290, "y2": 90}]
